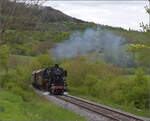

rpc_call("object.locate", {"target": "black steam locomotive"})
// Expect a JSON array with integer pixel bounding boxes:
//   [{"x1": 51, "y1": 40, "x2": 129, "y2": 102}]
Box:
[{"x1": 32, "y1": 64, "x2": 67, "y2": 95}]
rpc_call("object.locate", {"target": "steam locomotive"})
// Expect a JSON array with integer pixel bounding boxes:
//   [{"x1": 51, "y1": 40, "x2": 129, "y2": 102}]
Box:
[{"x1": 32, "y1": 64, "x2": 67, "y2": 95}]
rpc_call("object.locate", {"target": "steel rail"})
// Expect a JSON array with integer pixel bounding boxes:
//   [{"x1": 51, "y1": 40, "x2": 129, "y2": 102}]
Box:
[{"x1": 56, "y1": 94, "x2": 145, "y2": 121}]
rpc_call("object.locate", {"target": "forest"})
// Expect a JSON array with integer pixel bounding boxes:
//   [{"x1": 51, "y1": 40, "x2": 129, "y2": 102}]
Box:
[{"x1": 0, "y1": 0, "x2": 150, "y2": 120}]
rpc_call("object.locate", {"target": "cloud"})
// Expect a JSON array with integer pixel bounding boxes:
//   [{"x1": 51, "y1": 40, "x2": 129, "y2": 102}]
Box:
[{"x1": 43, "y1": 1, "x2": 149, "y2": 30}]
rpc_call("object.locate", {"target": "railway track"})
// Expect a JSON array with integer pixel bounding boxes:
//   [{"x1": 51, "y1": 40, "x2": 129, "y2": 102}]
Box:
[{"x1": 56, "y1": 94, "x2": 147, "y2": 121}]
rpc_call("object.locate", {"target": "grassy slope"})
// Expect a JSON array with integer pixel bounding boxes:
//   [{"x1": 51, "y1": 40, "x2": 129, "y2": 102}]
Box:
[{"x1": 0, "y1": 90, "x2": 85, "y2": 121}]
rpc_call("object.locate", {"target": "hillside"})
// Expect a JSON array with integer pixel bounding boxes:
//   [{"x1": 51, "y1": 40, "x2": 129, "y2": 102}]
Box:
[
  {"x1": 1, "y1": 0, "x2": 149, "y2": 56},
  {"x1": 0, "y1": 0, "x2": 149, "y2": 68},
  {"x1": 0, "y1": 0, "x2": 149, "y2": 72},
  {"x1": 0, "y1": 0, "x2": 85, "y2": 31},
  {"x1": 0, "y1": 0, "x2": 150, "y2": 120},
  {"x1": 37, "y1": 6, "x2": 84, "y2": 23}
]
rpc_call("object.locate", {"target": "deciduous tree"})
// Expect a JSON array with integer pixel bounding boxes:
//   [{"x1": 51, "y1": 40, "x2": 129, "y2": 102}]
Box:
[
  {"x1": 0, "y1": 44, "x2": 10, "y2": 72},
  {"x1": 129, "y1": 5, "x2": 150, "y2": 71}
]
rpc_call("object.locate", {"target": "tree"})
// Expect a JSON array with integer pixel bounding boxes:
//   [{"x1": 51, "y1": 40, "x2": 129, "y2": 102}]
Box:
[
  {"x1": 129, "y1": 5, "x2": 150, "y2": 72},
  {"x1": 0, "y1": 45, "x2": 10, "y2": 72},
  {"x1": 0, "y1": 0, "x2": 44, "y2": 44},
  {"x1": 140, "y1": 4, "x2": 150, "y2": 31},
  {"x1": 30, "y1": 54, "x2": 55, "y2": 71}
]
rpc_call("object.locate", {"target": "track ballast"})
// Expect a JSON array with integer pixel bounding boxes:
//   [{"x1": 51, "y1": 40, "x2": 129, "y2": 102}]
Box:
[{"x1": 56, "y1": 94, "x2": 147, "y2": 121}]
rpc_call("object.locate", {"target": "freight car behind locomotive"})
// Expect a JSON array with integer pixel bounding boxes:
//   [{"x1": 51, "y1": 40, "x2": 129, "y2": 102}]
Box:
[{"x1": 32, "y1": 64, "x2": 67, "y2": 95}]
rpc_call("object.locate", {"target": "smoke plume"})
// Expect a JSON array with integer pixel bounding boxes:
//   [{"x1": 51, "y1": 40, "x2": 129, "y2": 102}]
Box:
[{"x1": 51, "y1": 27, "x2": 135, "y2": 67}]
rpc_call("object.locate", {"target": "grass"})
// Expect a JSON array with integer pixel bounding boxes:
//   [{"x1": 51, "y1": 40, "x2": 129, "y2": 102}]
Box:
[
  {"x1": 0, "y1": 90, "x2": 85, "y2": 121},
  {"x1": 69, "y1": 89, "x2": 150, "y2": 118}
]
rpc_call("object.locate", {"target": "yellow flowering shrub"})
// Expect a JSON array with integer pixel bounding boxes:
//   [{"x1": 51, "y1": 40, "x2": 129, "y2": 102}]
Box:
[{"x1": 128, "y1": 44, "x2": 150, "y2": 49}]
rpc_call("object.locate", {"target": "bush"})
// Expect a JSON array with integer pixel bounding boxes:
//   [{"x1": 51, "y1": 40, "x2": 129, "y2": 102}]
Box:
[
  {"x1": 62, "y1": 56, "x2": 122, "y2": 88},
  {"x1": 127, "y1": 69, "x2": 149, "y2": 109},
  {"x1": 0, "y1": 66, "x2": 32, "y2": 101},
  {"x1": 62, "y1": 56, "x2": 149, "y2": 111},
  {"x1": 30, "y1": 54, "x2": 55, "y2": 71},
  {"x1": 84, "y1": 75, "x2": 99, "y2": 97},
  {"x1": 123, "y1": 68, "x2": 136, "y2": 74},
  {"x1": 0, "y1": 54, "x2": 55, "y2": 101}
]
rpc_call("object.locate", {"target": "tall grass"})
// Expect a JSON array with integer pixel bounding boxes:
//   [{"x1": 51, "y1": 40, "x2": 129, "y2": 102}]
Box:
[{"x1": 0, "y1": 90, "x2": 85, "y2": 120}]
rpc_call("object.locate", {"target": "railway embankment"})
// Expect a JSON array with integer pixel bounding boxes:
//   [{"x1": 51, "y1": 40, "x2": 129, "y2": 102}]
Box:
[
  {"x1": 34, "y1": 88, "x2": 150, "y2": 121},
  {"x1": 34, "y1": 89, "x2": 111, "y2": 121}
]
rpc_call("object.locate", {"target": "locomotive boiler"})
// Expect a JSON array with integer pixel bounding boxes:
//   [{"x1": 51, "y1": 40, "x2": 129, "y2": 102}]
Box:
[{"x1": 32, "y1": 64, "x2": 67, "y2": 95}]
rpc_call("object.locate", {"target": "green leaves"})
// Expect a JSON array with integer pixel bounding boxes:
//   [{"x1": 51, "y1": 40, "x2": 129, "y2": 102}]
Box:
[
  {"x1": 0, "y1": 44, "x2": 10, "y2": 71},
  {"x1": 30, "y1": 54, "x2": 55, "y2": 71}
]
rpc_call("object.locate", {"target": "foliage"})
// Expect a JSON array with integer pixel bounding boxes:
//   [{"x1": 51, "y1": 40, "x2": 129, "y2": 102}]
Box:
[
  {"x1": 0, "y1": 66, "x2": 31, "y2": 101},
  {"x1": 0, "y1": 54, "x2": 86, "y2": 120},
  {"x1": 0, "y1": 0, "x2": 149, "y2": 119},
  {"x1": 129, "y1": 6, "x2": 150, "y2": 71},
  {"x1": 62, "y1": 56, "x2": 122, "y2": 87},
  {"x1": 127, "y1": 69, "x2": 149, "y2": 109},
  {"x1": 128, "y1": 32, "x2": 150, "y2": 71},
  {"x1": 62, "y1": 56, "x2": 150, "y2": 117},
  {"x1": 0, "y1": 54, "x2": 54, "y2": 100},
  {"x1": 8, "y1": 55, "x2": 34, "y2": 69},
  {"x1": 30, "y1": 54, "x2": 55, "y2": 70},
  {"x1": 1, "y1": 0, "x2": 150, "y2": 59},
  {"x1": 0, "y1": 0, "x2": 93, "y2": 56},
  {"x1": 0, "y1": 44, "x2": 10, "y2": 71}
]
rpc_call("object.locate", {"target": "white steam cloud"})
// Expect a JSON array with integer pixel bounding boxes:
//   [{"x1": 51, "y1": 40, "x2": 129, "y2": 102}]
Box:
[{"x1": 51, "y1": 27, "x2": 135, "y2": 67}]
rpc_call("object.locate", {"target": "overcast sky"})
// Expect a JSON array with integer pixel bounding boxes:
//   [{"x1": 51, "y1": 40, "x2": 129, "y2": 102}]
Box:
[{"x1": 43, "y1": 1, "x2": 149, "y2": 31}]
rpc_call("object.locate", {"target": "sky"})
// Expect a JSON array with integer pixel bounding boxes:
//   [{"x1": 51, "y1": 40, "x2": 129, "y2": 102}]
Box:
[{"x1": 43, "y1": 1, "x2": 149, "y2": 31}]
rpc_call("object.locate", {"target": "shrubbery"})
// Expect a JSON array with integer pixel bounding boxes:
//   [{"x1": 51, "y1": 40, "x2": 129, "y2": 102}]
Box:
[
  {"x1": 126, "y1": 69, "x2": 149, "y2": 109},
  {"x1": 0, "y1": 53, "x2": 149, "y2": 118},
  {"x1": 0, "y1": 67, "x2": 32, "y2": 101},
  {"x1": 0, "y1": 53, "x2": 85, "y2": 120},
  {"x1": 0, "y1": 54, "x2": 55, "y2": 101},
  {"x1": 30, "y1": 54, "x2": 55, "y2": 70},
  {"x1": 62, "y1": 56, "x2": 149, "y2": 111}
]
